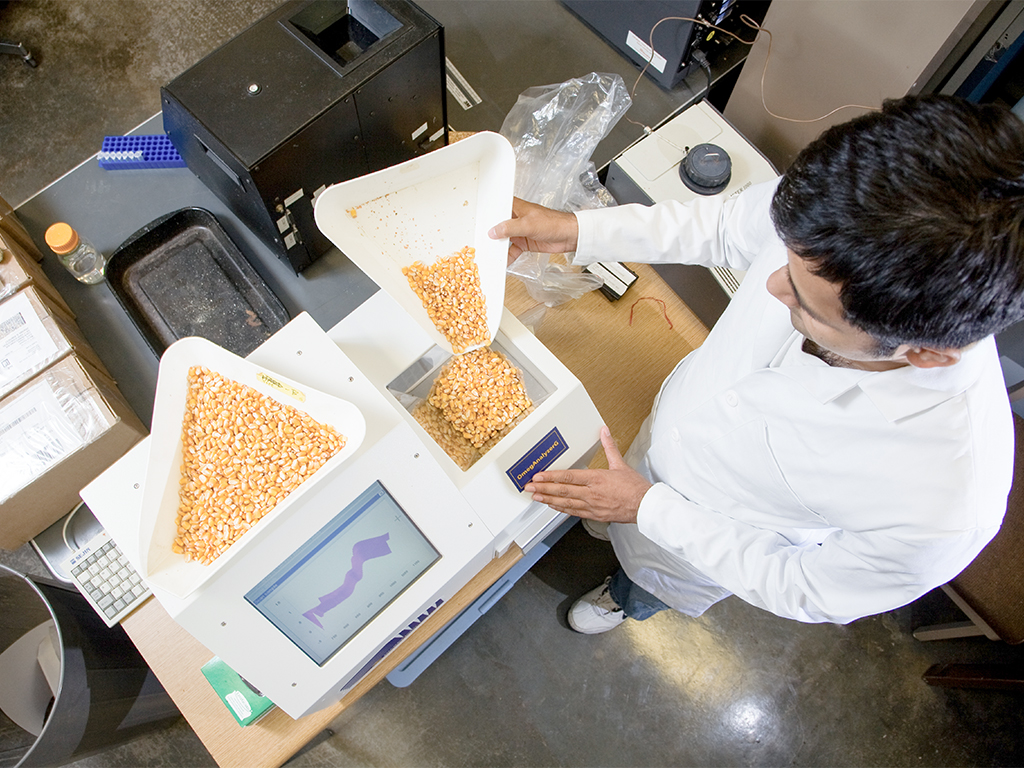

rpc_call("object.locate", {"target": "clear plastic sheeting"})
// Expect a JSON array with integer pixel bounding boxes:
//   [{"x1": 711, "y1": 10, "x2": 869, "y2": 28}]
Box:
[{"x1": 501, "y1": 72, "x2": 632, "y2": 306}]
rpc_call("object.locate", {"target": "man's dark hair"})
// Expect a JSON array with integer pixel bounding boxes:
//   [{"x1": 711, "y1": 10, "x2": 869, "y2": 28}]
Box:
[{"x1": 770, "y1": 94, "x2": 1024, "y2": 353}]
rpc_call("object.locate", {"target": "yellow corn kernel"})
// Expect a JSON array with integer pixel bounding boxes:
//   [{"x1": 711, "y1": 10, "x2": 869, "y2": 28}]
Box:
[{"x1": 174, "y1": 366, "x2": 347, "y2": 565}]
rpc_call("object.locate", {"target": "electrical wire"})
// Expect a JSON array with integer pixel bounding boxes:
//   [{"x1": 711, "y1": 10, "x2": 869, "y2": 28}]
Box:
[
  {"x1": 624, "y1": 13, "x2": 878, "y2": 133},
  {"x1": 61, "y1": 502, "x2": 85, "y2": 551},
  {"x1": 690, "y1": 48, "x2": 713, "y2": 105}
]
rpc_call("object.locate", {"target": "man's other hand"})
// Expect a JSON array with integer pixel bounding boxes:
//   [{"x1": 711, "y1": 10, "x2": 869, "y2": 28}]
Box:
[
  {"x1": 524, "y1": 426, "x2": 652, "y2": 523},
  {"x1": 488, "y1": 198, "x2": 580, "y2": 263}
]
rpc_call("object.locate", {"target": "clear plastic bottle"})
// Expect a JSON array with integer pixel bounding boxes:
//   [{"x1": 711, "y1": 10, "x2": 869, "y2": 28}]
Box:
[{"x1": 44, "y1": 222, "x2": 106, "y2": 284}]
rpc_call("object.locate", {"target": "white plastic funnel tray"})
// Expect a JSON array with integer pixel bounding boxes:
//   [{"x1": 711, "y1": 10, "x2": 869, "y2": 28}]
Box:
[
  {"x1": 314, "y1": 131, "x2": 514, "y2": 354},
  {"x1": 139, "y1": 337, "x2": 366, "y2": 599}
]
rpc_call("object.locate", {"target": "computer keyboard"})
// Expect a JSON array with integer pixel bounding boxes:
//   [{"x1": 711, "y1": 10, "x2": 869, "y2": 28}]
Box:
[{"x1": 61, "y1": 530, "x2": 151, "y2": 627}]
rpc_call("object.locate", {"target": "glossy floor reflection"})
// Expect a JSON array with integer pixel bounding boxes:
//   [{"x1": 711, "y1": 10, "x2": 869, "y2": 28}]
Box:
[{"x1": 2, "y1": 1, "x2": 1023, "y2": 766}]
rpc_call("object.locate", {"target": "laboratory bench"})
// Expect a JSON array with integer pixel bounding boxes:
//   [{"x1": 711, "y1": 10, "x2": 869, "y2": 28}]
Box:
[
  {"x1": 8, "y1": 2, "x2": 743, "y2": 762},
  {"x1": 14, "y1": 148, "x2": 709, "y2": 768}
]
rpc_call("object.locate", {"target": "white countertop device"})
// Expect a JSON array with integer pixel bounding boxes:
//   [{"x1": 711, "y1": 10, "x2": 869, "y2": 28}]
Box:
[
  {"x1": 604, "y1": 101, "x2": 778, "y2": 327},
  {"x1": 81, "y1": 133, "x2": 604, "y2": 719}
]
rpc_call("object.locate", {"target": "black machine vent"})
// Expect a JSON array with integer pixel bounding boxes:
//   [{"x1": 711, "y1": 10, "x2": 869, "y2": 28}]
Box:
[
  {"x1": 288, "y1": 0, "x2": 404, "y2": 69},
  {"x1": 162, "y1": 0, "x2": 447, "y2": 273}
]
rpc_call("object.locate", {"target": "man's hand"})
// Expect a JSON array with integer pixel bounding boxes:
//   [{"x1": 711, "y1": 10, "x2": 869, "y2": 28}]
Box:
[
  {"x1": 488, "y1": 198, "x2": 579, "y2": 263},
  {"x1": 524, "y1": 426, "x2": 652, "y2": 523}
]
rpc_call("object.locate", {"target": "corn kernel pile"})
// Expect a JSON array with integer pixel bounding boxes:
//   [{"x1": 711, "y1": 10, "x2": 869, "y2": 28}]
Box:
[
  {"x1": 402, "y1": 246, "x2": 489, "y2": 354},
  {"x1": 411, "y1": 400, "x2": 481, "y2": 471},
  {"x1": 174, "y1": 366, "x2": 347, "y2": 565},
  {"x1": 426, "y1": 347, "x2": 532, "y2": 452}
]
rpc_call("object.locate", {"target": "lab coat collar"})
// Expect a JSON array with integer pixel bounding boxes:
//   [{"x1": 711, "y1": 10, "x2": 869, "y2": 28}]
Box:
[
  {"x1": 771, "y1": 332, "x2": 993, "y2": 421},
  {"x1": 859, "y1": 340, "x2": 992, "y2": 422},
  {"x1": 770, "y1": 332, "x2": 872, "y2": 403}
]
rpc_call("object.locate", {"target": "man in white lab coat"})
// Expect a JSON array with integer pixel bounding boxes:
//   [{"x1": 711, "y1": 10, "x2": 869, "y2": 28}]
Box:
[{"x1": 488, "y1": 94, "x2": 1024, "y2": 633}]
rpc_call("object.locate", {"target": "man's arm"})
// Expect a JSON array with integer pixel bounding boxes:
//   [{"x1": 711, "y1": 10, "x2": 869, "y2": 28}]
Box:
[
  {"x1": 524, "y1": 426, "x2": 651, "y2": 523},
  {"x1": 489, "y1": 198, "x2": 579, "y2": 262},
  {"x1": 527, "y1": 430, "x2": 1000, "y2": 624},
  {"x1": 490, "y1": 179, "x2": 782, "y2": 270},
  {"x1": 635, "y1": 481, "x2": 999, "y2": 624}
]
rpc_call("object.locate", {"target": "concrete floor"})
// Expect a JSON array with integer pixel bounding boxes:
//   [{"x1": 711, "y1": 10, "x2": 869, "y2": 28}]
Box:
[{"x1": 2, "y1": 1, "x2": 1023, "y2": 766}]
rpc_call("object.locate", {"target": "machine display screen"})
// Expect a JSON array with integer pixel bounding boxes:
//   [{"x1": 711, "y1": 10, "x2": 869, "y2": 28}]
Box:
[{"x1": 245, "y1": 481, "x2": 439, "y2": 666}]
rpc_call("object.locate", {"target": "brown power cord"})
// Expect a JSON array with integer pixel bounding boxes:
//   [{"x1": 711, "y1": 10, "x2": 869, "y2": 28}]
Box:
[{"x1": 625, "y1": 13, "x2": 878, "y2": 132}]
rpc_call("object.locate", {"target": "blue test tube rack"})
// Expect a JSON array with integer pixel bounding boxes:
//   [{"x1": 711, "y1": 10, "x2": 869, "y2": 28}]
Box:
[{"x1": 97, "y1": 135, "x2": 187, "y2": 170}]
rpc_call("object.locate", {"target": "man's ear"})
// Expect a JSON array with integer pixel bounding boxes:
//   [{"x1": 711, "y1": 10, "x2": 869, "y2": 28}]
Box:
[{"x1": 905, "y1": 347, "x2": 962, "y2": 369}]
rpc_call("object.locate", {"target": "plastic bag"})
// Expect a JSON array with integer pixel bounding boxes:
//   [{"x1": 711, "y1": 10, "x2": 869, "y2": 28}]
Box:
[{"x1": 500, "y1": 72, "x2": 632, "y2": 306}]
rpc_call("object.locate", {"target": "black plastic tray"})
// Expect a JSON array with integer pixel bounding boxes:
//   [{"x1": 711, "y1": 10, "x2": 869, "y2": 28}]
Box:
[{"x1": 107, "y1": 208, "x2": 289, "y2": 357}]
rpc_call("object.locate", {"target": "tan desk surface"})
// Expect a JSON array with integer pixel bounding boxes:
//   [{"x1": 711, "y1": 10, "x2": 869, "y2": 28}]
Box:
[{"x1": 121, "y1": 263, "x2": 708, "y2": 768}]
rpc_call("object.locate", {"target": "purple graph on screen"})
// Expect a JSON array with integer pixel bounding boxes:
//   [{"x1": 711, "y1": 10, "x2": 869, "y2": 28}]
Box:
[{"x1": 303, "y1": 533, "x2": 392, "y2": 628}]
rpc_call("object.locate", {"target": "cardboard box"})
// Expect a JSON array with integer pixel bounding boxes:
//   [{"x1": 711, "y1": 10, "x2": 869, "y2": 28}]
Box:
[
  {"x1": 0, "y1": 285, "x2": 108, "y2": 399},
  {"x1": 0, "y1": 195, "x2": 42, "y2": 262},
  {"x1": 0, "y1": 230, "x2": 75, "y2": 316},
  {"x1": 0, "y1": 354, "x2": 147, "y2": 550}
]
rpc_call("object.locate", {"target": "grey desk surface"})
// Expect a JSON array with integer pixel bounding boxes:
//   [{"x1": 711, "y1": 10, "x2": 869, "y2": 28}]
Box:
[
  {"x1": 15, "y1": 0, "x2": 748, "y2": 428},
  {"x1": 415, "y1": 0, "x2": 751, "y2": 169}
]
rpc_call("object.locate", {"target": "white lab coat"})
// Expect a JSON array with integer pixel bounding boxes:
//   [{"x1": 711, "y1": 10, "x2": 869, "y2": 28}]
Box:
[{"x1": 572, "y1": 180, "x2": 1013, "y2": 624}]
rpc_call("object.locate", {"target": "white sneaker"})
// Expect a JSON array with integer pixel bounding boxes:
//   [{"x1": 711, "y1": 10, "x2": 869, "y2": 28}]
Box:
[
  {"x1": 568, "y1": 577, "x2": 626, "y2": 634},
  {"x1": 581, "y1": 519, "x2": 610, "y2": 541}
]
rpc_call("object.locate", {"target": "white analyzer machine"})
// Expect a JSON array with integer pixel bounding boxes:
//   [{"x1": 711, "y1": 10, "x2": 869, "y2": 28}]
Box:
[
  {"x1": 82, "y1": 133, "x2": 605, "y2": 719},
  {"x1": 83, "y1": 306, "x2": 603, "y2": 719},
  {"x1": 604, "y1": 101, "x2": 778, "y2": 328}
]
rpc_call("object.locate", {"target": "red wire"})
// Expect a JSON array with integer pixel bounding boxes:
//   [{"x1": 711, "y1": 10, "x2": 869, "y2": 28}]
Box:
[{"x1": 629, "y1": 297, "x2": 673, "y2": 330}]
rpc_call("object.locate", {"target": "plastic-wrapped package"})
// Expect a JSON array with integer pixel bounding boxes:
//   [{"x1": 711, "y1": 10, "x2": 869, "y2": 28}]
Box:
[
  {"x1": 0, "y1": 193, "x2": 43, "y2": 262},
  {"x1": 500, "y1": 72, "x2": 632, "y2": 306},
  {"x1": 0, "y1": 230, "x2": 74, "y2": 314},
  {"x1": 0, "y1": 356, "x2": 146, "y2": 549},
  {"x1": 0, "y1": 358, "x2": 108, "y2": 501},
  {"x1": 0, "y1": 287, "x2": 108, "y2": 399}
]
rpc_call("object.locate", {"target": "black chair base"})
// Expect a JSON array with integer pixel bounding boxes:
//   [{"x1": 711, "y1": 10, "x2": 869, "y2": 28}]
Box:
[{"x1": 1, "y1": 39, "x2": 36, "y2": 66}]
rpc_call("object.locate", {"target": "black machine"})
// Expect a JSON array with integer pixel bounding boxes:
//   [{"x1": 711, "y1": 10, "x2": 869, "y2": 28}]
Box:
[
  {"x1": 562, "y1": 0, "x2": 765, "y2": 91},
  {"x1": 162, "y1": 0, "x2": 447, "y2": 272}
]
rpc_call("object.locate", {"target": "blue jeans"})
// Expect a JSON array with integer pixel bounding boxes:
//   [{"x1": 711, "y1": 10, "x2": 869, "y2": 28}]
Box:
[{"x1": 608, "y1": 568, "x2": 671, "y2": 621}]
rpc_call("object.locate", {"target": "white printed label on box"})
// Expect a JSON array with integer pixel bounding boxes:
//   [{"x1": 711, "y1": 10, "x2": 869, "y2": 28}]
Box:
[
  {"x1": 626, "y1": 30, "x2": 667, "y2": 74},
  {"x1": 0, "y1": 384, "x2": 83, "y2": 500},
  {"x1": 0, "y1": 292, "x2": 59, "y2": 388}
]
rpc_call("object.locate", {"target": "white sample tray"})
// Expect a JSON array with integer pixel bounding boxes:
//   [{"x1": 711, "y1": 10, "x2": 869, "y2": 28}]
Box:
[
  {"x1": 314, "y1": 131, "x2": 514, "y2": 355},
  {"x1": 139, "y1": 336, "x2": 366, "y2": 599}
]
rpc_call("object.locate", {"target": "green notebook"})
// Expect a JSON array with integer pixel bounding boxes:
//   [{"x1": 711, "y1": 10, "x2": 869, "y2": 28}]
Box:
[{"x1": 200, "y1": 656, "x2": 276, "y2": 726}]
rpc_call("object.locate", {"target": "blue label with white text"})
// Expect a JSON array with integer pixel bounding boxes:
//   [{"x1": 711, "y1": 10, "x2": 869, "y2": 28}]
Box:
[{"x1": 507, "y1": 428, "x2": 568, "y2": 491}]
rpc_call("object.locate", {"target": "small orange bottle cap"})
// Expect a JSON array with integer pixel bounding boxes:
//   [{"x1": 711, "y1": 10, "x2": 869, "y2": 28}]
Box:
[{"x1": 45, "y1": 222, "x2": 80, "y2": 255}]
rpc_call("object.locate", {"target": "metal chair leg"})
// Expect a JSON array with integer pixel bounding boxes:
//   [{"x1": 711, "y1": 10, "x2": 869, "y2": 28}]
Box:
[{"x1": 0, "y1": 39, "x2": 37, "y2": 67}]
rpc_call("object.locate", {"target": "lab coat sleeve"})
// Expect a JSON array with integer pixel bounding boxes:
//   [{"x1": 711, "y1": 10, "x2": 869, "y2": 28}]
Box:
[
  {"x1": 634, "y1": 483, "x2": 1002, "y2": 624},
  {"x1": 573, "y1": 177, "x2": 782, "y2": 271}
]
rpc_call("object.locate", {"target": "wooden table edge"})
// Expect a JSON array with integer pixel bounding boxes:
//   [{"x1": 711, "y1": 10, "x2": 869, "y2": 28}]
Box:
[{"x1": 122, "y1": 544, "x2": 524, "y2": 767}]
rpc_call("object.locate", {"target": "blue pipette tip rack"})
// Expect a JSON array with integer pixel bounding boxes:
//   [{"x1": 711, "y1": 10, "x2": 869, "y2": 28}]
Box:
[{"x1": 97, "y1": 135, "x2": 186, "y2": 170}]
